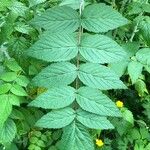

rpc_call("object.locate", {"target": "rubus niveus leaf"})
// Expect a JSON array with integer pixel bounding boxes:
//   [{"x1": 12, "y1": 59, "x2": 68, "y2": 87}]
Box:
[
  {"x1": 76, "y1": 109, "x2": 114, "y2": 129},
  {"x1": 29, "y1": 86, "x2": 76, "y2": 109},
  {"x1": 81, "y1": 3, "x2": 128, "y2": 33},
  {"x1": 35, "y1": 107, "x2": 75, "y2": 129},
  {"x1": 32, "y1": 62, "x2": 77, "y2": 88},
  {"x1": 31, "y1": 6, "x2": 80, "y2": 32},
  {"x1": 78, "y1": 63, "x2": 127, "y2": 90},
  {"x1": 59, "y1": 121, "x2": 94, "y2": 150},
  {"x1": 27, "y1": 33, "x2": 78, "y2": 62},
  {"x1": 80, "y1": 34, "x2": 126, "y2": 63},
  {"x1": 76, "y1": 86, "x2": 121, "y2": 116}
]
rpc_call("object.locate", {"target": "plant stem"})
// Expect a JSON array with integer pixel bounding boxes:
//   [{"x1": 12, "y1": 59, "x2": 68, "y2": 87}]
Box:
[{"x1": 76, "y1": 0, "x2": 84, "y2": 90}]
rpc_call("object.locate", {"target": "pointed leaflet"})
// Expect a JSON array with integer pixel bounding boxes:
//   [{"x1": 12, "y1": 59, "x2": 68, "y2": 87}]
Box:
[
  {"x1": 0, "y1": 119, "x2": 17, "y2": 144},
  {"x1": 32, "y1": 62, "x2": 77, "y2": 88},
  {"x1": 31, "y1": 6, "x2": 79, "y2": 32},
  {"x1": 59, "y1": 121, "x2": 94, "y2": 150},
  {"x1": 0, "y1": 95, "x2": 12, "y2": 128},
  {"x1": 76, "y1": 109, "x2": 114, "y2": 129},
  {"x1": 128, "y1": 61, "x2": 143, "y2": 84},
  {"x1": 27, "y1": 33, "x2": 78, "y2": 62},
  {"x1": 29, "y1": 86, "x2": 76, "y2": 109},
  {"x1": 80, "y1": 34, "x2": 126, "y2": 63},
  {"x1": 136, "y1": 48, "x2": 150, "y2": 65},
  {"x1": 78, "y1": 63, "x2": 126, "y2": 90},
  {"x1": 35, "y1": 107, "x2": 75, "y2": 129},
  {"x1": 82, "y1": 3, "x2": 128, "y2": 33},
  {"x1": 76, "y1": 87, "x2": 121, "y2": 117}
]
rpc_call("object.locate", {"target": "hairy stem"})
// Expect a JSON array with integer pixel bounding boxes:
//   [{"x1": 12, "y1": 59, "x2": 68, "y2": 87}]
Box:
[{"x1": 76, "y1": 0, "x2": 84, "y2": 90}]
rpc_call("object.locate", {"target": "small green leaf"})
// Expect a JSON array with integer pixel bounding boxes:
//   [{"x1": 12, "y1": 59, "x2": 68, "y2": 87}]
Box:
[
  {"x1": 122, "y1": 108, "x2": 134, "y2": 125},
  {"x1": 0, "y1": 119, "x2": 17, "y2": 144},
  {"x1": 76, "y1": 109, "x2": 114, "y2": 129},
  {"x1": 29, "y1": 86, "x2": 75, "y2": 109},
  {"x1": 0, "y1": 83, "x2": 12, "y2": 94},
  {"x1": 82, "y1": 4, "x2": 128, "y2": 33},
  {"x1": 0, "y1": 72, "x2": 17, "y2": 82},
  {"x1": 10, "y1": 84, "x2": 28, "y2": 96},
  {"x1": 0, "y1": 95, "x2": 12, "y2": 128},
  {"x1": 128, "y1": 61, "x2": 143, "y2": 84},
  {"x1": 8, "y1": 94, "x2": 20, "y2": 106},
  {"x1": 36, "y1": 107, "x2": 75, "y2": 129},
  {"x1": 79, "y1": 63, "x2": 126, "y2": 90},
  {"x1": 76, "y1": 87, "x2": 121, "y2": 116},
  {"x1": 28, "y1": 0, "x2": 46, "y2": 7},
  {"x1": 16, "y1": 75, "x2": 30, "y2": 87},
  {"x1": 59, "y1": 121, "x2": 94, "y2": 150},
  {"x1": 5, "y1": 59, "x2": 22, "y2": 72},
  {"x1": 32, "y1": 62, "x2": 77, "y2": 88}
]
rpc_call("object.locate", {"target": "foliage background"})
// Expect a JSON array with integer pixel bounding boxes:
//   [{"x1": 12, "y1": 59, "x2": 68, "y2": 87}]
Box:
[{"x1": 0, "y1": 0, "x2": 150, "y2": 150}]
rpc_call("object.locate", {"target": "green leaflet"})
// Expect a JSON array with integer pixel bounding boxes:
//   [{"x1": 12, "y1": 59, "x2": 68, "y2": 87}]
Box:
[
  {"x1": 10, "y1": 84, "x2": 28, "y2": 96},
  {"x1": 79, "y1": 63, "x2": 127, "y2": 90},
  {"x1": 59, "y1": 121, "x2": 94, "y2": 150},
  {"x1": 0, "y1": 72, "x2": 17, "y2": 82},
  {"x1": 128, "y1": 61, "x2": 143, "y2": 84},
  {"x1": 35, "y1": 107, "x2": 76, "y2": 129},
  {"x1": 32, "y1": 62, "x2": 77, "y2": 88},
  {"x1": 27, "y1": 33, "x2": 78, "y2": 62},
  {"x1": 28, "y1": 0, "x2": 46, "y2": 7},
  {"x1": 31, "y1": 6, "x2": 80, "y2": 32},
  {"x1": 81, "y1": 3, "x2": 128, "y2": 33},
  {"x1": 29, "y1": 86, "x2": 76, "y2": 109},
  {"x1": 139, "y1": 17, "x2": 150, "y2": 46},
  {"x1": 76, "y1": 87, "x2": 121, "y2": 117},
  {"x1": 80, "y1": 34, "x2": 126, "y2": 63},
  {"x1": 76, "y1": 109, "x2": 114, "y2": 129},
  {"x1": 0, "y1": 83, "x2": 12, "y2": 94},
  {"x1": 0, "y1": 119, "x2": 17, "y2": 144},
  {"x1": 0, "y1": 95, "x2": 12, "y2": 128},
  {"x1": 136, "y1": 48, "x2": 150, "y2": 65}
]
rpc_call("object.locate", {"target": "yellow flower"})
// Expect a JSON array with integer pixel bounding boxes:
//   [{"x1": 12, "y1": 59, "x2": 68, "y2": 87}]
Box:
[
  {"x1": 96, "y1": 139, "x2": 104, "y2": 147},
  {"x1": 116, "y1": 100, "x2": 124, "y2": 108}
]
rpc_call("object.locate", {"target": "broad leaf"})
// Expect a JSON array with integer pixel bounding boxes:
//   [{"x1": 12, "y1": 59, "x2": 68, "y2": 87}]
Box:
[
  {"x1": 27, "y1": 33, "x2": 78, "y2": 62},
  {"x1": 32, "y1": 62, "x2": 77, "y2": 88},
  {"x1": 76, "y1": 109, "x2": 114, "y2": 129},
  {"x1": 0, "y1": 119, "x2": 17, "y2": 144},
  {"x1": 29, "y1": 86, "x2": 75, "y2": 109},
  {"x1": 31, "y1": 6, "x2": 79, "y2": 32},
  {"x1": 78, "y1": 63, "x2": 126, "y2": 90},
  {"x1": 82, "y1": 3, "x2": 128, "y2": 33},
  {"x1": 80, "y1": 34, "x2": 126, "y2": 63},
  {"x1": 0, "y1": 95, "x2": 12, "y2": 128},
  {"x1": 59, "y1": 121, "x2": 94, "y2": 150},
  {"x1": 128, "y1": 61, "x2": 143, "y2": 84},
  {"x1": 136, "y1": 48, "x2": 150, "y2": 65},
  {"x1": 76, "y1": 87, "x2": 121, "y2": 116},
  {"x1": 36, "y1": 107, "x2": 75, "y2": 128}
]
